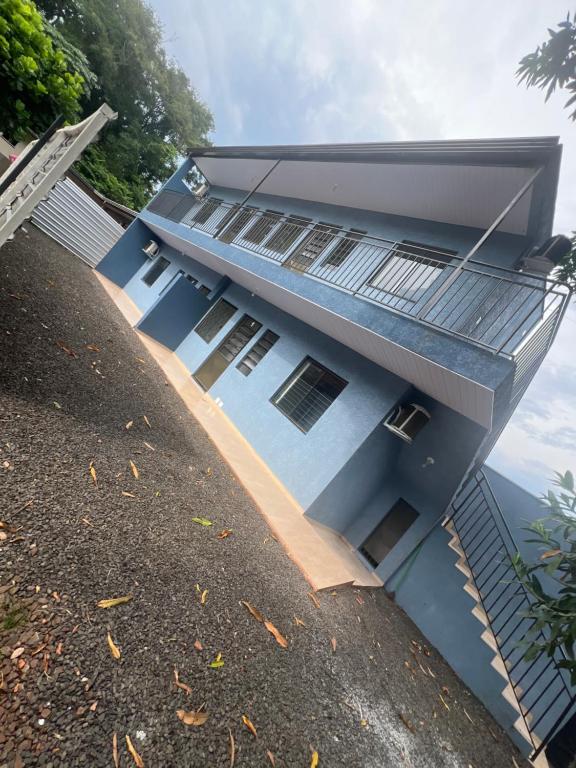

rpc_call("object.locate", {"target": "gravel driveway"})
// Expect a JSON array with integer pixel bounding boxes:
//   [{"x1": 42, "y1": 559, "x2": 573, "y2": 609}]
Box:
[{"x1": 0, "y1": 226, "x2": 529, "y2": 767}]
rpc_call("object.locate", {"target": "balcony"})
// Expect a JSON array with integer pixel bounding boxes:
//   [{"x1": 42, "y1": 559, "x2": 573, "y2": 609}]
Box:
[{"x1": 141, "y1": 190, "x2": 570, "y2": 426}]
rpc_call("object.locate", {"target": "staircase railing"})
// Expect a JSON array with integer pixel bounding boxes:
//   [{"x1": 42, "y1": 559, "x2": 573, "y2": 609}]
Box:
[{"x1": 448, "y1": 470, "x2": 576, "y2": 759}]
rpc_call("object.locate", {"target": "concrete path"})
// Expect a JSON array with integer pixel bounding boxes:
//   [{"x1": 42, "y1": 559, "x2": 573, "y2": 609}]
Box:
[{"x1": 0, "y1": 226, "x2": 529, "y2": 767}]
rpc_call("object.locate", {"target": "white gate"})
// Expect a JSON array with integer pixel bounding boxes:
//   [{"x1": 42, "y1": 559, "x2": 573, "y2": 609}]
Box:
[{"x1": 32, "y1": 177, "x2": 124, "y2": 267}]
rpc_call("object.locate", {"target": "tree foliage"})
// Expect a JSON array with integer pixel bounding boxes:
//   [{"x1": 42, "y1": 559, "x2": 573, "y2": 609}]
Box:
[
  {"x1": 512, "y1": 471, "x2": 576, "y2": 684},
  {"x1": 37, "y1": 0, "x2": 214, "y2": 208},
  {"x1": 0, "y1": 0, "x2": 90, "y2": 141},
  {"x1": 518, "y1": 14, "x2": 576, "y2": 287},
  {"x1": 517, "y1": 13, "x2": 576, "y2": 120}
]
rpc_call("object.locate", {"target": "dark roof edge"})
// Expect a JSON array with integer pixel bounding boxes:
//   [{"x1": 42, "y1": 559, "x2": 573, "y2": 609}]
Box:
[{"x1": 188, "y1": 136, "x2": 562, "y2": 166}]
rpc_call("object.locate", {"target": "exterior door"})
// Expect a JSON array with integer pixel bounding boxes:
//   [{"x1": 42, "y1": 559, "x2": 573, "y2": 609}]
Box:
[{"x1": 193, "y1": 314, "x2": 262, "y2": 390}]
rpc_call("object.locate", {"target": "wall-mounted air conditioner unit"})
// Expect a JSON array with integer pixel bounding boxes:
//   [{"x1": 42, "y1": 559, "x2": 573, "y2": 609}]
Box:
[
  {"x1": 142, "y1": 240, "x2": 160, "y2": 259},
  {"x1": 384, "y1": 403, "x2": 430, "y2": 444},
  {"x1": 193, "y1": 182, "x2": 209, "y2": 199}
]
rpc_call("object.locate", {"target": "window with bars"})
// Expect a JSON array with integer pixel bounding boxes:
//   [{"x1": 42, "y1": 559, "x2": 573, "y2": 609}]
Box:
[
  {"x1": 185, "y1": 274, "x2": 198, "y2": 286},
  {"x1": 272, "y1": 357, "x2": 347, "y2": 433},
  {"x1": 368, "y1": 240, "x2": 456, "y2": 301},
  {"x1": 242, "y1": 210, "x2": 283, "y2": 245},
  {"x1": 285, "y1": 222, "x2": 341, "y2": 272},
  {"x1": 198, "y1": 285, "x2": 211, "y2": 296},
  {"x1": 237, "y1": 330, "x2": 279, "y2": 376},
  {"x1": 142, "y1": 256, "x2": 170, "y2": 286},
  {"x1": 322, "y1": 228, "x2": 367, "y2": 268},
  {"x1": 192, "y1": 198, "x2": 223, "y2": 224},
  {"x1": 194, "y1": 299, "x2": 237, "y2": 342},
  {"x1": 219, "y1": 205, "x2": 257, "y2": 243},
  {"x1": 264, "y1": 214, "x2": 312, "y2": 254}
]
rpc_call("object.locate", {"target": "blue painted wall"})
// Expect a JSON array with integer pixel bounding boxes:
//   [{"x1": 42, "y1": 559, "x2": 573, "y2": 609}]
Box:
[
  {"x1": 123, "y1": 243, "x2": 222, "y2": 316},
  {"x1": 137, "y1": 275, "x2": 211, "y2": 349},
  {"x1": 97, "y1": 218, "x2": 154, "y2": 288},
  {"x1": 389, "y1": 524, "x2": 528, "y2": 752},
  {"x1": 175, "y1": 282, "x2": 412, "y2": 509}
]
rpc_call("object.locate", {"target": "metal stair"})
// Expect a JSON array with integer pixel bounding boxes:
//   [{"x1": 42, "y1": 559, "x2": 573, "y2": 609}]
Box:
[
  {"x1": 447, "y1": 471, "x2": 576, "y2": 763},
  {"x1": 0, "y1": 104, "x2": 116, "y2": 249}
]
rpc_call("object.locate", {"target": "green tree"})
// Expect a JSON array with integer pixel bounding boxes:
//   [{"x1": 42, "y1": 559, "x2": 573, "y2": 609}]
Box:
[
  {"x1": 37, "y1": 0, "x2": 214, "y2": 208},
  {"x1": 517, "y1": 14, "x2": 576, "y2": 286},
  {"x1": 512, "y1": 471, "x2": 576, "y2": 684},
  {"x1": 0, "y1": 0, "x2": 92, "y2": 141}
]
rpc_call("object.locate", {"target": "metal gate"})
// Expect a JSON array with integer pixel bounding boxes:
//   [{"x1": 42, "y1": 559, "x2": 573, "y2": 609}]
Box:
[{"x1": 32, "y1": 177, "x2": 124, "y2": 268}]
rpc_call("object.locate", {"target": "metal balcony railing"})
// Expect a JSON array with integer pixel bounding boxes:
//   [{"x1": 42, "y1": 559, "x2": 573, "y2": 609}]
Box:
[
  {"x1": 448, "y1": 471, "x2": 576, "y2": 758},
  {"x1": 147, "y1": 191, "x2": 571, "y2": 379}
]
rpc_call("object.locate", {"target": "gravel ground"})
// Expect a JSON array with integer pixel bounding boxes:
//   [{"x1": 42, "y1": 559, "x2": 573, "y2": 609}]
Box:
[{"x1": 0, "y1": 225, "x2": 530, "y2": 768}]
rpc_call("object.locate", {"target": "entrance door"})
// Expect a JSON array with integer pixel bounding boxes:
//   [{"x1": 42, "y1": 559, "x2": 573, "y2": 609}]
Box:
[{"x1": 193, "y1": 315, "x2": 262, "y2": 390}]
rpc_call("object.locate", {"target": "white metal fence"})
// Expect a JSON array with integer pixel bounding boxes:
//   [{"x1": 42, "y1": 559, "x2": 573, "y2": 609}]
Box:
[{"x1": 32, "y1": 177, "x2": 123, "y2": 268}]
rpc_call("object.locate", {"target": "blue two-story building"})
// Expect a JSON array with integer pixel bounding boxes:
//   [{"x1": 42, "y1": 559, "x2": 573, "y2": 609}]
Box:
[{"x1": 97, "y1": 137, "x2": 574, "y2": 763}]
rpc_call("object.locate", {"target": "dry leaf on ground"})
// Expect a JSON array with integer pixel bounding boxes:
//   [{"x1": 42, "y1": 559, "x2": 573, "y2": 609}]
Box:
[
  {"x1": 267, "y1": 751, "x2": 276, "y2": 766},
  {"x1": 112, "y1": 732, "x2": 119, "y2": 768},
  {"x1": 177, "y1": 708, "x2": 208, "y2": 726},
  {"x1": 126, "y1": 734, "x2": 144, "y2": 767},
  {"x1": 308, "y1": 592, "x2": 320, "y2": 609},
  {"x1": 143, "y1": 441, "x2": 155, "y2": 451},
  {"x1": 143, "y1": 415, "x2": 151, "y2": 428},
  {"x1": 56, "y1": 340, "x2": 78, "y2": 358},
  {"x1": 228, "y1": 729, "x2": 235, "y2": 767},
  {"x1": 439, "y1": 693, "x2": 450, "y2": 711},
  {"x1": 129, "y1": 460, "x2": 139, "y2": 479},
  {"x1": 125, "y1": 420, "x2": 133, "y2": 430},
  {"x1": 311, "y1": 750, "x2": 319, "y2": 767},
  {"x1": 89, "y1": 462, "x2": 97, "y2": 486},
  {"x1": 242, "y1": 601, "x2": 264, "y2": 623},
  {"x1": 86, "y1": 343, "x2": 100, "y2": 352},
  {"x1": 209, "y1": 652, "x2": 224, "y2": 669},
  {"x1": 10, "y1": 647, "x2": 25, "y2": 660},
  {"x1": 107, "y1": 632, "x2": 121, "y2": 660},
  {"x1": 173, "y1": 667, "x2": 192, "y2": 695},
  {"x1": 97, "y1": 595, "x2": 132, "y2": 609},
  {"x1": 194, "y1": 640, "x2": 203, "y2": 651},
  {"x1": 122, "y1": 491, "x2": 136, "y2": 498},
  {"x1": 294, "y1": 616, "x2": 306, "y2": 627},
  {"x1": 331, "y1": 637, "x2": 337, "y2": 653},
  {"x1": 242, "y1": 714, "x2": 257, "y2": 738},
  {"x1": 191, "y1": 517, "x2": 212, "y2": 527},
  {"x1": 218, "y1": 528, "x2": 233, "y2": 539},
  {"x1": 200, "y1": 589, "x2": 208, "y2": 605},
  {"x1": 264, "y1": 620, "x2": 288, "y2": 648}
]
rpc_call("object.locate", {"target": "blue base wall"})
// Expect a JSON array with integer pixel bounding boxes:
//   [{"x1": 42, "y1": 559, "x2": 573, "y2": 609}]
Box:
[
  {"x1": 137, "y1": 275, "x2": 211, "y2": 350},
  {"x1": 389, "y1": 524, "x2": 528, "y2": 753},
  {"x1": 97, "y1": 218, "x2": 153, "y2": 288}
]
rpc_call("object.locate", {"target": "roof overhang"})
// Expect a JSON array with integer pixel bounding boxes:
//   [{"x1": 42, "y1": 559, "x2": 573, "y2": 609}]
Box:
[{"x1": 189, "y1": 137, "x2": 561, "y2": 237}]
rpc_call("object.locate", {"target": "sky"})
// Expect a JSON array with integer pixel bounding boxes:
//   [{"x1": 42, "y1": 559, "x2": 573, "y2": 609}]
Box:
[{"x1": 150, "y1": 0, "x2": 575, "y2": 496}]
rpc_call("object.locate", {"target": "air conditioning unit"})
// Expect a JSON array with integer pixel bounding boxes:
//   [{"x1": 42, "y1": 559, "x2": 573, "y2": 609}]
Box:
[
  {"x1": 384, "y1": 403, "x2": 430, "y2": 444},
  {"x1": 520, "y1": 234, "x2": 572, "y2": 276},
  {"x1": 142, "y1": 240, "x2": 160, "y2": 259},
  {"x1": 192, "y1": 182, "x2": 209, "y2": 199}
]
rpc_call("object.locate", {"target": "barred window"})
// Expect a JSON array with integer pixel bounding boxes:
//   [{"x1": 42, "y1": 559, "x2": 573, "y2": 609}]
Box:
[
  {"x1": 242, "y1": 210, "x2": 283, "y2": 245},
  {"x1": 237, "y1": 330, "x2": 279, "y2": 376},
  {"x1": 192, "y1": 198, "x2": 223, "y2": 224},
  {"x1": 264, "y1": 214, "x2": 311, "y2": 254},
  {"x1": 323, "y1": 229, "x2": 366, "y2": 268},
  {"x1": 272, "y1": 357, "x2": 347, "y2": 432}
]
